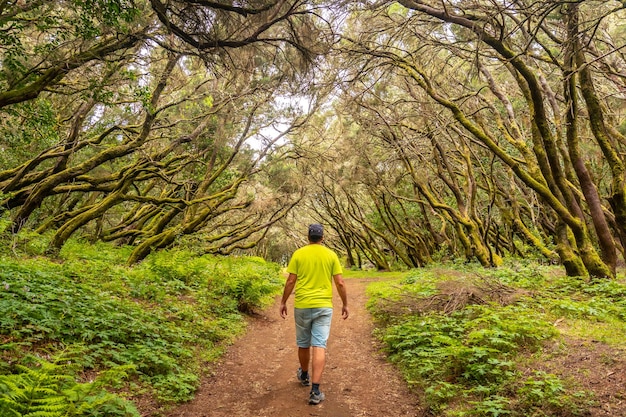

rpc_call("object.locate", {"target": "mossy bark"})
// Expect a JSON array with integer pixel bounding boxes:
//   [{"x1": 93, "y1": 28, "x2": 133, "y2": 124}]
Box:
[
  {"x1": 564, "y1": 4, "x2": 617, "y2": 277},
  {"x1": 555, "y1": 221, "x2": 587, "y2": 277}
]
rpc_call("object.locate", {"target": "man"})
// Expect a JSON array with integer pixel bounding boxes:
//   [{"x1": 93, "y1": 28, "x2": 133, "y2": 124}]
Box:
[{"x1": 280, "y1": 223, "x2": 349, "y2": 405}]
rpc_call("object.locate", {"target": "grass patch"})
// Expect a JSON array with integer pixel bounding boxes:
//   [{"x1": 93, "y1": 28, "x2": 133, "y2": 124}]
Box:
[
  {"x1": 559, "y1": 319, "x2": 626, "y2": 346},
  {"x1": 367, "y1": 262, "x2": 625, "y2": 416},
  {"x1": 343, "y1": 269, "x2": 409, "y2": 280}
]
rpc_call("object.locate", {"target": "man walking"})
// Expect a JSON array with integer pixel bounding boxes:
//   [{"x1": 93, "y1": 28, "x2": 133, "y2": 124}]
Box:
[{"x1": 280, "y1": 223, "x2": 349, "y2": 405}]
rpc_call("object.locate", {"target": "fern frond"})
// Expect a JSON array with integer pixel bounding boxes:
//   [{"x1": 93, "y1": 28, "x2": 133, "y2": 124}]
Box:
[{"x1": 0, "y1": 405, "x2": 21, "y2": 417}]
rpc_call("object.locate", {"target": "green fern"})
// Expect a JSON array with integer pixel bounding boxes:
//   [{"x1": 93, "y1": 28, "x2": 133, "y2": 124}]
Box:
[
  {"x1": 0, "y1": 363, "x2": 67, "y2": 417},
  {"x1": 0, "y1": 359, "x2": 138, "y2": 417}
]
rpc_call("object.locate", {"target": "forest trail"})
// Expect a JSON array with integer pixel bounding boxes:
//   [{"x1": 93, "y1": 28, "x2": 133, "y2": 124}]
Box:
[{"x1": 166, "y1": 277, "x2": 424, "y2": 417}]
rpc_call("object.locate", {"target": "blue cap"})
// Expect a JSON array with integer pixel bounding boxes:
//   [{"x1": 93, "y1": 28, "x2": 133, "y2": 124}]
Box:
[{"x1": 308, "y1": 223, "x2": 324, "y2": 238}]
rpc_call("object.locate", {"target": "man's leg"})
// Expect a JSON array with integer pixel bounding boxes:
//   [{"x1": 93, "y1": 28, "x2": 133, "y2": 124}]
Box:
[
  {"x1": 295, "y1": 309, "x2": 312, "y2": 385},
  {"x1": 298, "y1": 347, "x2": 310, "y2": 373},
  {"x1": 308, "y1": 308, "x2": 332, "y2": 404},
  {"x1": 310, "y1": 346, "x2": 326, "y2": 384}
]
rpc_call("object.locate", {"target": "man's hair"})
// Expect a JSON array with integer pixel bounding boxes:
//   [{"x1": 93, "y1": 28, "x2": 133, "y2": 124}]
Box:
[{"x1": 309, "y1": 235, "x2": 323, "y2": 243}]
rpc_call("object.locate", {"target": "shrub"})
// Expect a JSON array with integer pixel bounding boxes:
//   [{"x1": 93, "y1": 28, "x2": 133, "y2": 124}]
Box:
[
  {"x1": 369, "y1": 265, "x2": 599, "y2": 416},
  {"x1": 0, "y1": 240, "x2": 284, "y2": 410}
]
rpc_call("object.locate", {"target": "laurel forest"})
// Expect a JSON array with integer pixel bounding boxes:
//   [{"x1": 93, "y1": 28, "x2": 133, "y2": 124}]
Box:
[{"x1": 1, "y1": 1, "x2": 625, "y2": 416}]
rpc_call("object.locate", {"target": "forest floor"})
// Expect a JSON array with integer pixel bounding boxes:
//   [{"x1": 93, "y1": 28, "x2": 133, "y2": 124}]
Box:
[
  {"x1": 164, "y1": 277, "x2": 423, "y2": 417},
  {"x1": 162, "y1": 275, "x2": 626, "y2": 417}
]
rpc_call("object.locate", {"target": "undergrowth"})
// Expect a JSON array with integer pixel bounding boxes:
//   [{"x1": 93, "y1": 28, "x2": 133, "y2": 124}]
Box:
[
  {"x1": 0, "y1": 357, "x2": 138, "y2": 417},
  {"x1": 0, "y1": 234, "x2": 282, "y2": 416},
  {"x1": 367, "y1": 262, "x2": 625, "y2": 416}
]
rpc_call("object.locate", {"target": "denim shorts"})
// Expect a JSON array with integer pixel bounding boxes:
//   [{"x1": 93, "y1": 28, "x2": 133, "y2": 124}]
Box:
[{"x1": 294, "y1": 308, "x2": 333, "y2": 348}]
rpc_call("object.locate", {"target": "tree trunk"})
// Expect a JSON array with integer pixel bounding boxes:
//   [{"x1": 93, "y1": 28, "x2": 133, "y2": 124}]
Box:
[
  {"x1": 554, "y1": 221, "x2": 588, "y2": 277},
  {"x1": 564, "y1": 4, "x2": 616, "y2": 276}
]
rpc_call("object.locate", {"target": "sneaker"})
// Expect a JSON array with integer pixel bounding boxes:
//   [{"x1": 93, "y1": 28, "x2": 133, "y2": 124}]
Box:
[
  {"x1": 297, "y1": 368, "x2": 310, "y2": 386},
  {"x1": 308, "y1": 390, "x2": 325, "y2": 405}
]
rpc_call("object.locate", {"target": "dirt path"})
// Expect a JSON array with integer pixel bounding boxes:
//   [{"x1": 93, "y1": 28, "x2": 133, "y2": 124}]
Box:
[{"x1": 167, "y1": 277, "x2": 423, "y2": 417}]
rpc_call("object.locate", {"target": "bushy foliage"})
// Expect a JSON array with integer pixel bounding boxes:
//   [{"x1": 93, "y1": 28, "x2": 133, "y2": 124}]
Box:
[
  {"x1": 367, "y1": 263, "x2": 617, "y2": 416},
  {"x1": 0, "y1": 239, "x2": 283, "y2": 411}
]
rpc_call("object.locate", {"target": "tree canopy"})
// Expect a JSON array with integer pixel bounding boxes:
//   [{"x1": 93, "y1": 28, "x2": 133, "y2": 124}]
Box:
[{"x1": 2, "y1": 0, "x2": 626, "y2": 277}]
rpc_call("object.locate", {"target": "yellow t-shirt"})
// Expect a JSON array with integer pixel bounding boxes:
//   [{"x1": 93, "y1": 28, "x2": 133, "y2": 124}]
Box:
[{"x1": 287, "y1": 244, "x2": 343, "y2": 309}]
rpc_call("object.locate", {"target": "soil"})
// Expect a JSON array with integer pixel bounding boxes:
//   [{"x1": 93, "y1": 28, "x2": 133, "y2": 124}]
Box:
[
  {"x1": 165, "y1": 277, "x2": 424, "y2": 417},
  {"x1": 534, "y1": 335, "x2": 626, "y2": 416},
  {"x1": 162, "y1": 276, "x2": 626, "y2": 417}
]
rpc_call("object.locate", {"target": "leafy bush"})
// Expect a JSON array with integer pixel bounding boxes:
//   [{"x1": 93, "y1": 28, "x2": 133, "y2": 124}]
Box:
[
  {"x1": 380, "y1": 304, "x2": 555, "y2": 402},
  {"x1": 516, "y1": 371, "x2": 592, "y2": 416},
  {"x1": 0, "y1": 239, "x2": 283, "y2": 410},
  {"x1": 207, "y1": 256, "x2": 282, "y2": 313},
  {"x1": 368, "y1": 265, "x2": 604, "y2": 416}
]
